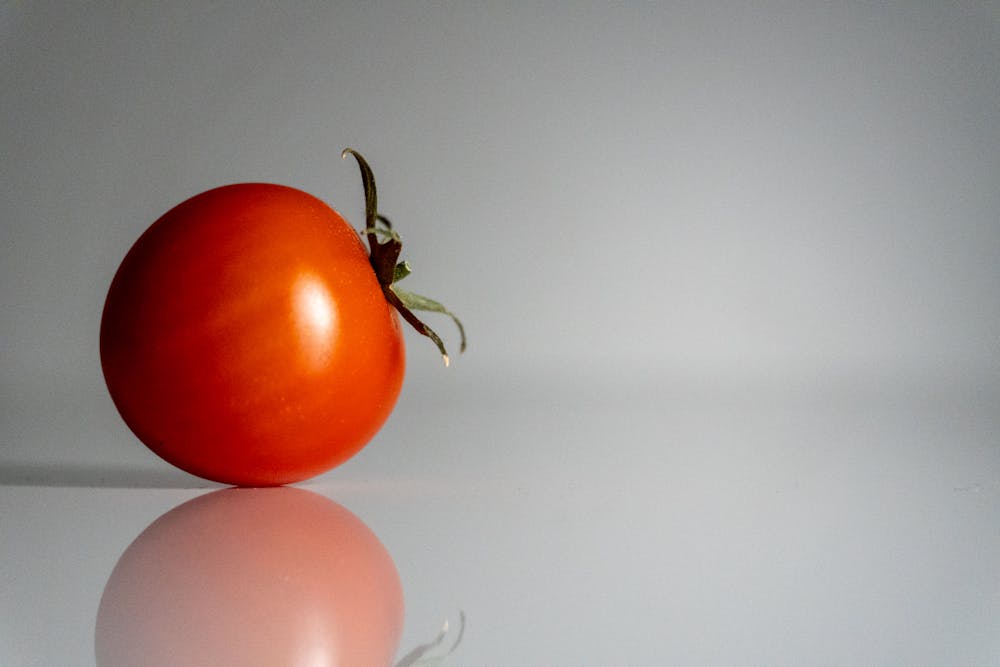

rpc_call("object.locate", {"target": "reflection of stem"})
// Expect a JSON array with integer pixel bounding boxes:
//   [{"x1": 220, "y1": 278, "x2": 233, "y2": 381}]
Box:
[{"x1": 394, "y1": 610, "x2": 466, "y2": 667}]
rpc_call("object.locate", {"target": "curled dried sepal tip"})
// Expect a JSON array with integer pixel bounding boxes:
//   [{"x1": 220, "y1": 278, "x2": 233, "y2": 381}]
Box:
[{"x1": 342, "y1": 147, "x2": 466, "y2": 365}]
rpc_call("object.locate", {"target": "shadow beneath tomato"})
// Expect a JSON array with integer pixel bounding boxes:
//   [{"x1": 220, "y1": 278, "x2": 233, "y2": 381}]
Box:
[
  {"x1": 95, "y1": 486, "x2": 405, "y2": 667},
  {"x1": 0, "y1": 462, "x2": 219, "y2": 488}
]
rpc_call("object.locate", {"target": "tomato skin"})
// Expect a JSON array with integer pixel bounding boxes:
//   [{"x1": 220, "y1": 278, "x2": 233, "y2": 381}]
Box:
[
  {"x1": 100, "y1": 183, "x2": 405, "y2": 486},
  {"x1": 95, "y1": 487, "x2": 405, "y2": 666}
]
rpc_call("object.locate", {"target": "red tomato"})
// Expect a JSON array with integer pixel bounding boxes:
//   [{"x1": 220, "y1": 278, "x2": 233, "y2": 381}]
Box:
[
  {"x1": 100, "y1": 183, "x2": 405, "y2": 486},
  {"x1": 95, "y1": 487, "x2": 405, "y2": 667}
]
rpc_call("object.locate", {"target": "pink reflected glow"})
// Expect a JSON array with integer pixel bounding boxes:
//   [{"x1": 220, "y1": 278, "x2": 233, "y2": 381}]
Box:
[{"x1": 96, "y1": 487, "x2": 404, "y2": 667}]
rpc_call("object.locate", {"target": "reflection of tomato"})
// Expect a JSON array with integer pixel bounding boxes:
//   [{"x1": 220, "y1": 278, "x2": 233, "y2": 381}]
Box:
[
  {"x1": 100, "y1": 183, "x2": 405, "y2": 486},
  {"x1": 95, "y1": 487, "x2": 404, "y2": 667}
]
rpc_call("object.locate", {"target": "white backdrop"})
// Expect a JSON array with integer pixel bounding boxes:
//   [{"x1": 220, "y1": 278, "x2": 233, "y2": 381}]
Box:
[{"x1": 5, "y1": 3, "x2": 998, "y2": 403}]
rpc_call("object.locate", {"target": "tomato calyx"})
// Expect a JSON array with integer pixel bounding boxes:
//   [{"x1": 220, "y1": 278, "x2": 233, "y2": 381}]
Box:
[{"x1": 342, "y1": 148, "x2": 466, "y2": 366}]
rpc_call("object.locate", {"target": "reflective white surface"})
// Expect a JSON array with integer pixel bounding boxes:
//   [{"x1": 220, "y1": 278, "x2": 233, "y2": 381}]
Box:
[{"x1": 3, "y1": 370, "x2": 999, "y2": 665}]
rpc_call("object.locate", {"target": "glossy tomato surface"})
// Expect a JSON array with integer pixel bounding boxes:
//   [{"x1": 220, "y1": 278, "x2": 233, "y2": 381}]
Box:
[
  {"x1": 100, "y1": 184, "x2": 405, "y2": 486},
  {"x1": 95, "y1": 487, "x2": 405, "y2": 666}
]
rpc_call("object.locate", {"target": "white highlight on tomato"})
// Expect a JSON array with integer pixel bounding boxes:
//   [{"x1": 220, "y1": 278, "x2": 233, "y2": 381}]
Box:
[{"x1": 293, "y1": 273, "x2": 337, "y2": 368}]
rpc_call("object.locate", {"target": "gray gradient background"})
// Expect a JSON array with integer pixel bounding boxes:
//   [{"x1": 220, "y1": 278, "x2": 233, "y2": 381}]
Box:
[{"x1": 2, "y1": 2, "x2": 1000, "y2": 665}]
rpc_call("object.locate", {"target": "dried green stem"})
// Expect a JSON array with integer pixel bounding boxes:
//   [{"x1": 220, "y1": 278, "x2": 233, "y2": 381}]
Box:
[{"x1": 342, "y1": 148, "x2": 465, "y2": 365}]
